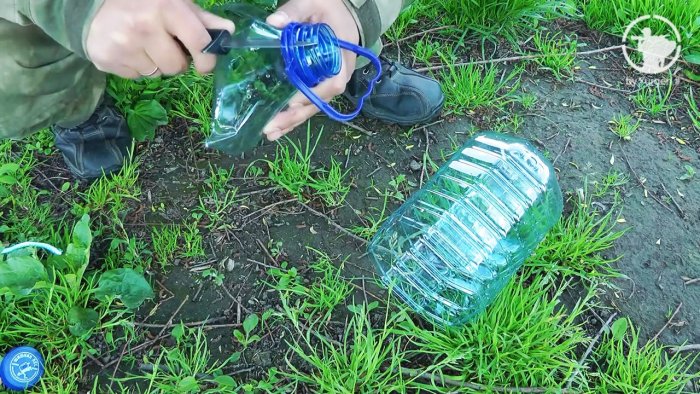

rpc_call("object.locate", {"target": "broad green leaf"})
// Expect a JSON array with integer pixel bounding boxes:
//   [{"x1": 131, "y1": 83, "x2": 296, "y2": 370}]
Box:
[
  {"x1": 685, "y1": 69, "x2": 700, "y2": 82},
  {"x1": 177, "y1": 376, "x2": 199, "y2": 392},
  {"x1": 214, "y1": 375, "x2": 237, "y2": 387},
  {"x1": 127, "y1": 100, "x2": 168, "y2": 142},
  {"x1": 72, "y1": 214, "x2": 92, "y2": 248},
  {"x1": 243, "y1": 313, "x2": 259, "y2": 335},
  {"x1": 226, "y1": 351, "x2": 241, "y2": 364},
  {"x1": 611, "y1": 317, "x2": 628, "y2": 340},
  {"x1": 95, "y1": 268, "x2": 154, "y2": 309},
  {"x1": 171, "y1": 323, "x2": 185, "y2": 342},
  {"x1": 233, "y1": 330, "x2": 245, "y2": 343},
  {"x1": 0, "y1": 163, "x2": 19, "y2": 175},
  {"x1": 0, "y1": 175, "x2": 17, "y2": 185},
  {"x1": 0, "y1": 254, "x2": 48, "y2": 296},
  {"x1": 684, "y1": 53, "x2": 700, "y2": 65},
  {"x1": 68, "y1": 306, "x2": 99, "y2": 337}
]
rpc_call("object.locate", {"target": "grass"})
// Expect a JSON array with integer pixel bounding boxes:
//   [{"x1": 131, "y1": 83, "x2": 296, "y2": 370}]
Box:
[
  {"x1": 388, "y1": 0, "x2": 575, "y2": 44},
  {"x1": 195, "y1": 165, "x2": 239, "y2": 231},
  {"x1": 531, "y1": 30, "x2": 579, "y2": 80},
  {"x1": 591, "y1": 317, "x2": 698, "y2": 393},
  {"x1": 283, "y1": 303, "x2": 408, "y2": 393},
  {"x1": 440, "y1": 63, "x2": 522, "y2": 115},
  {"x1": 395, "y1": 274, "x2": 594, "y2": 390},
  {"x1": 109, "y1": 325, "x2": 242, "y2": 393},
  {"x1": 594, "y1": 169, "x2": 631, "y2": 198},
  {"x1": 685, "y1": 87, "x2": 700, "y2": 131},
  {"x1": 267, "y1": 249, "x2": 353, "y2": 326},
  {"x1": 609, "y1": 114, "x2": 642, "y2": 141},
  {"x1": 528, "y1": 190, "x2": 627, "y2": 281},
  {"x1": 633, "y1": 79, "x2": 676, "y2": 117},
  {"x1": 576, "y1": 0, "x2": 700, "y2": 63},
  {"x1": 253, "y1": 123, "x2": 351, "y2": 208}
]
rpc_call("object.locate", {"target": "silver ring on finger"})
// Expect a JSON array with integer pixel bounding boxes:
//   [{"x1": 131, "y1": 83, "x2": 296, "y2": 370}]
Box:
[{"x1": 140, "y1": 66, "x2": 159, "y2": 77}]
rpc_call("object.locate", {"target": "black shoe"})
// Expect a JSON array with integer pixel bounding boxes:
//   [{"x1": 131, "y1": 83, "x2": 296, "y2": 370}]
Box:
[
  {"x1": 343, "y1": 56, "x2": 445, "y2": 127},
  {"x1": 52, "y1": 98, "x2": 132, "y2": 181}
]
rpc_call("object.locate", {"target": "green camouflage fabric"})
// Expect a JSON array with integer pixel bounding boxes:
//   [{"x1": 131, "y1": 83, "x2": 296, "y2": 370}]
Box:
[
  {"x1": 0, "y1": 0, "x2": 410, "y2": 139},
  {"x1": 0, "y1": 0, "x2": 106, "y2": 139}
]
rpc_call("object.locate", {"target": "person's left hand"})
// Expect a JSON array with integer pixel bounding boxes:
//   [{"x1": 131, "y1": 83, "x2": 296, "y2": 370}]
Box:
[{"x1": 262, "y1": 0, "x2": 360, "y2": 141}]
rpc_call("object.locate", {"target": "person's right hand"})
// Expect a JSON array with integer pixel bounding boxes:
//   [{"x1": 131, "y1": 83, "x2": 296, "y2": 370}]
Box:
[{"x1": 85, "y1": 0, "x2": 235, "y2": 79}]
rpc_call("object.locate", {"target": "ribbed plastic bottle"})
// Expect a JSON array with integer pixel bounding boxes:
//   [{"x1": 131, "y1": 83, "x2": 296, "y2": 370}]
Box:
[
  {"x1": 368, "y1": 132, "x2": 563, "y2": 326},
  {"x1": 205, "y1": 4, "x2": 381, "y2": 156}
]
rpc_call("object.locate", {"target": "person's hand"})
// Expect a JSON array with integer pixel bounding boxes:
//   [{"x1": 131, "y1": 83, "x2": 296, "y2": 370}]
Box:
[
  {"x1": 85, "y1": 0, "x2": 235, "y2": 79},
  {"x1": 262, "y1": 0, "x2": 360, "y2": 141}
]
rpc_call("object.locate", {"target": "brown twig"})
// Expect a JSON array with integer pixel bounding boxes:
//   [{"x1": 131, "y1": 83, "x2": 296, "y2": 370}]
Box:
[
  {"x1": 236, "y1": 186, "x2": 279, "y2": 198},
  {"x1": 386, "y1": 25, "x2": 457, "y2": 46},
  {"x1": 299, "y1": 201, "x2": 368, "y2": 245},
  {"x1": 240, "y1": 198, "x2": 297, "y2": 221},
  {"x1": 565, "y1": 312, "x2": 618, "y2": 389},
  {"x1": 619, "y1": 146, "x2": 675, "y2": 214},
  {"x1": 103, "y1": 296, "x2": 190, "y2": 371},
  {"x1": 340, "y1": 121, "x2": 373, "y2": 136},
  {"x1": 419, "y1": 127, "x2": 431, "y2": 188},
  {"x1": 256, "y1": 238, "x2": 278, "y2": 265},
  {"x1": 415, "y1": 45, "x2": 623, "y2": 72},
  {"x1": 552, "y1": 138, "x2": 571, "y2": 165},
  {"x1": 660, "y1": 183, "x2": 685, "y2": 218},
  {"x1": 574, "y1": 78, "x2": 635, "y2": 94},
  {"x1": 400, "y1": 367, "x2": 571, "y2": 393},
  {"x1": 684, "y1": 277, "x2": 700, "y2": 286},
  {"x1": 348, "y1": 281, "x2": 382, "y2": 302},
  {"x1": 133, "y1": 316, "x2": 228, "y2": 329},
  {"x1": 670, "y1": 344, "x2": 700, "y2": 354},
  {"x1": 651, "y1": 302, "x2": 682, "y2": 342}
]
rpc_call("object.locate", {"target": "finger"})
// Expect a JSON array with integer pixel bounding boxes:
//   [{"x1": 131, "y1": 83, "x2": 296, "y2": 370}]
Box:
[
  {"x1": 128, "y1": 50, "x2": 162, "y2": 78},
  {"x1": 192, "y1": 5, "x2": 236, "y2": 33},
  {"x1": 145, "y1": 31, "x2": 189, "y2": 75},
  {"x1": 163, "y1": 1, "x2": 218, "y2": 74},
  {"x1": 264, "y1": 104, "x2": 321, "y2": 141},
  {"x1": 266, "y1": 126, "x2": 295, "y2": 142},
  {"x1": 266, "y1": 0, "x2": 313, "y2": 28},
  {"x1": 111, "y1": 66, "x2": 142, "y2": 80},
  {"x1": 191, "y1": 5, "x2": 236, "y2": 73}
]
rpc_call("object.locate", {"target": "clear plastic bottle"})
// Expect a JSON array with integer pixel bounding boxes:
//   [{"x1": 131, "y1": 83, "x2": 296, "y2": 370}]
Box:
[
  {"x1": 205, "y1": 4, "x2": 381, "y2": 156},
  {"x1": 368, "y1": 131, "x2": 563, "y2": 326}
]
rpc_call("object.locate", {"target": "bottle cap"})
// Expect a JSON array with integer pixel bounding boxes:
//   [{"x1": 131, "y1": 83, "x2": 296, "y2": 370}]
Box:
[{"x1": 0, "y1": 347, "x2": 44, "y2": 392}]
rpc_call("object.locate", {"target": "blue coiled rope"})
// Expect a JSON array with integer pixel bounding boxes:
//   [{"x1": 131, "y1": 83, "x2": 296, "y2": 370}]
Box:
[{"x1": 280, "y1": 22, "x2": 382, "y2": 122}]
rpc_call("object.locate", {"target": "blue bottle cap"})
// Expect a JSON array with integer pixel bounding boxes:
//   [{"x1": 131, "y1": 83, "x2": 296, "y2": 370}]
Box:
[{"x1": 0, "y1": 347, "x2": 44, "y2": 392}]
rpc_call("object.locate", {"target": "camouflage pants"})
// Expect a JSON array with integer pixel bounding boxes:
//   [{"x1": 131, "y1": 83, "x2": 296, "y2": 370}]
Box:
[
  {"x1": 0, "y1": 0, "x2": 414, "y2": 140},
  {"x1": 0, "y1": 19, "x2": 105, "y2": 140}
]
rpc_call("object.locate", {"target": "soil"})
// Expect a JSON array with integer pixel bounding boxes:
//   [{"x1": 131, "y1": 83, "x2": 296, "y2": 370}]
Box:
[{"x1": 85, "y1": 24, "x2": 700, "y2": 389}]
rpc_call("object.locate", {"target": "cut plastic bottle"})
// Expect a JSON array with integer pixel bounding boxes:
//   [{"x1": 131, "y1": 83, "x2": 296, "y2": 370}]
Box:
[
  {"x1": 368, "y1": 131, "x2": 563, "y2": 326},
  {"x1": 205, "y1": 3, "x2": 381, "y2": 156}
]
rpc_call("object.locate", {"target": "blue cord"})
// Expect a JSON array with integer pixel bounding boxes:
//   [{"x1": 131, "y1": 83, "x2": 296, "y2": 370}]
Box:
[
  {"x1": 281, "y1": 22, "x2": 382, "y2": 122},
  {"x1": 0, "y1": 242, "x2": 63, "y2": 256}
]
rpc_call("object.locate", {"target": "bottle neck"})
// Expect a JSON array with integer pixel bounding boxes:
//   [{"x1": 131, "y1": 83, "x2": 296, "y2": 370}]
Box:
[{"x1": 281, "y1": 23, "x2": 342, "y2": 86}]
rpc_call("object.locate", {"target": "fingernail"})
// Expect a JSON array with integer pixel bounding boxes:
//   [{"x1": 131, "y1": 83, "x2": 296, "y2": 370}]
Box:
[
  {"x1": 267, "y1": 11, "x2": 289, "y2": 25},
  {"x1": 268, "y1": 133, "x2": 281, "y2": 141}
]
